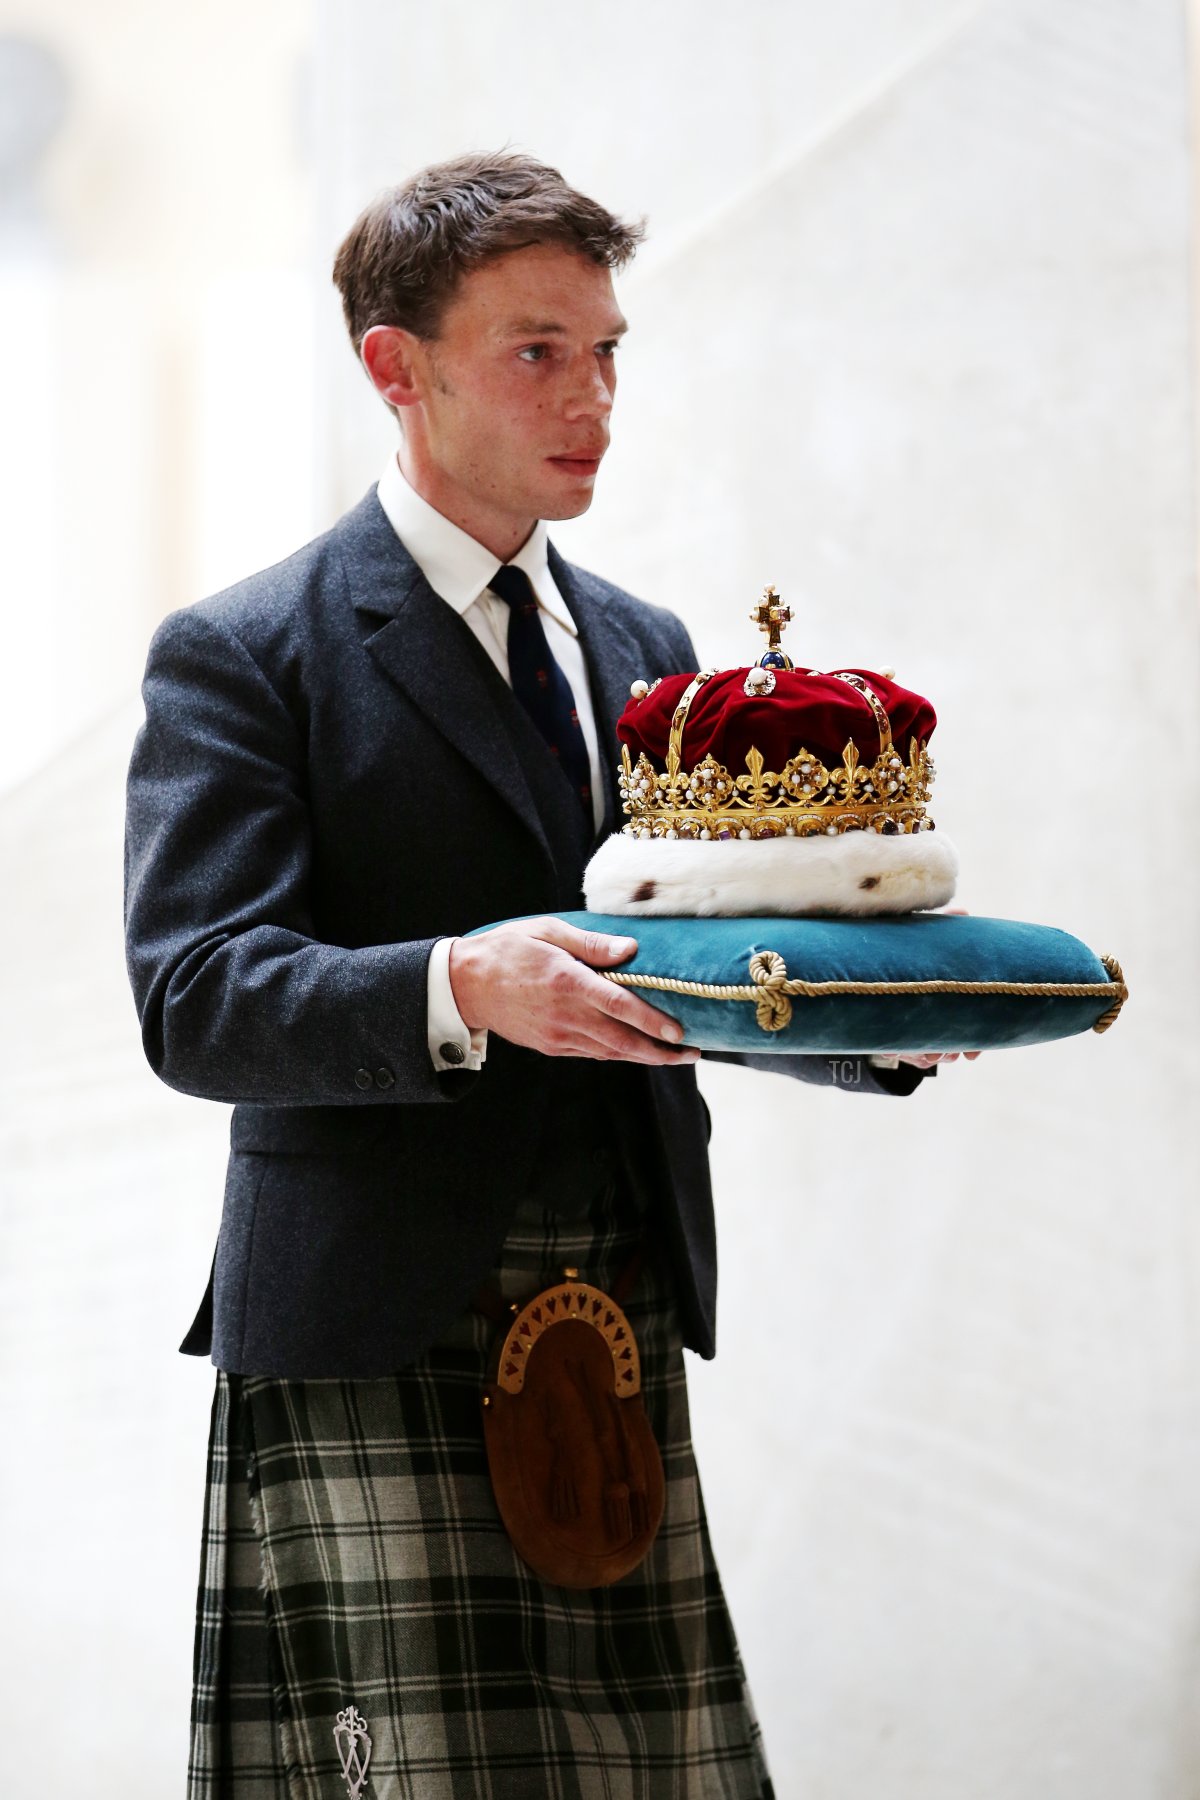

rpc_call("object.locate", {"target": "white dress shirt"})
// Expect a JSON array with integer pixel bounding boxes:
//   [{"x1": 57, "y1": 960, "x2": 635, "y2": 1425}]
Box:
[{"x1": 375, "y1": 452, "x2": 605, "y2": 1073}]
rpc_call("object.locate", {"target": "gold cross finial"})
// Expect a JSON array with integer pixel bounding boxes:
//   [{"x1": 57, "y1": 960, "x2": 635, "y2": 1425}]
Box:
[{"x1": 750, "y1": 585, "x2": 792, "y2": 653}]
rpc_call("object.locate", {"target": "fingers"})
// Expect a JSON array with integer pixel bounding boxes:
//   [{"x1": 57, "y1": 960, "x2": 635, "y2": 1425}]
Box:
[
  {"x1": 540, "y1": 926, "x2": 688, "y2": 1043},
  {"x1": 541, "y1": 958, "x2": 699, "y2": 1062},
  {"x1": 561, "y1": 959, "x2": 687, "y2": 1045},
  {"x1": 561, "y1": 1025, "x2": 700, "y2": 1066},
  {"x1": 490, "y1": 917, "x2": 674, "y2": 1034},
  {"x1": 525, "y1": 915, "x2": 639, "y2": 967},
  {"x1": 545, "y1": 994, "x2": 698, "y2": 1063},
  {"x1": 473, "y1": 921, "x2": 696, "y2": 1061}
]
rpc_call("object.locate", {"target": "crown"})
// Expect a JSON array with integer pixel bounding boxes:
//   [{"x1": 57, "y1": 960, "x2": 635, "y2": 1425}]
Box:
[{"x1": 616, "y1": 585, "x2": 938, "y2": 842}]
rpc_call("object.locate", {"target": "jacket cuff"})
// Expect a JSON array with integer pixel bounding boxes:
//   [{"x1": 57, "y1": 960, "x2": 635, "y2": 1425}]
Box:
[{"x1": 863, "y1": 1056, "x2": 936, "y2": 1096}]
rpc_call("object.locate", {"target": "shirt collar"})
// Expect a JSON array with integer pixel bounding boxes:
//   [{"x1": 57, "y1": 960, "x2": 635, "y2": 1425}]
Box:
[{"x1": 376, "y1": 452, "x2": 577, "y2": 636}]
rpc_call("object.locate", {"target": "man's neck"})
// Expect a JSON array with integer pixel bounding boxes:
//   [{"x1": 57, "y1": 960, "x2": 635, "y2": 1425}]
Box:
[{"x1": 394, "y1": 447, "x2": 536, "y2": 564}]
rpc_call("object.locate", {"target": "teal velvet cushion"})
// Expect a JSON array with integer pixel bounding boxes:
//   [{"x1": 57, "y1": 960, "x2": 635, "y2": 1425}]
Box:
[{"x1": 467, "y1": 912, "x2": 1127, "y2": 1053}]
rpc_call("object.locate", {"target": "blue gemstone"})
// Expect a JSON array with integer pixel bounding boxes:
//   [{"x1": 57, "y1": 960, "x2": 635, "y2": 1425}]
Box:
[{"x1": 759, "y1": 651, "x2": 793, "y2": 670}]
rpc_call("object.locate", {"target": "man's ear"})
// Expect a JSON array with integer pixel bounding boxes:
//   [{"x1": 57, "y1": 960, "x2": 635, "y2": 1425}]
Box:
[{"x1": 360, "y1": 325, "x2": 422, "y2": 412}]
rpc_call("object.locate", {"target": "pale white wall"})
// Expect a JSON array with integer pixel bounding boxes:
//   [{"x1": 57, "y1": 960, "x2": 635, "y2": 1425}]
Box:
[
  {"x1": 0, "y1": 0, "x2": 316, "y2": 1792},
  {"x1": 0, "y1": 0, "x2": 316, "y2": 797},
  {"x1": 314, "y1": 3, "x2": 1200, "y2": 1796}
]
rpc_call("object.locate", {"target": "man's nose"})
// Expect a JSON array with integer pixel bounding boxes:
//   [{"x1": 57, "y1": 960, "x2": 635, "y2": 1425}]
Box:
[{"x1": 565, "y1": 356, "x2": 614, "y2": 418}]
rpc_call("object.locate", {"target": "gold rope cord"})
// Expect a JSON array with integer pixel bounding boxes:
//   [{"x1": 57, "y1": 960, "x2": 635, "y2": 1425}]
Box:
[{"x1": 602, "y1": 951, "x2": 1128, "y2": 1035}]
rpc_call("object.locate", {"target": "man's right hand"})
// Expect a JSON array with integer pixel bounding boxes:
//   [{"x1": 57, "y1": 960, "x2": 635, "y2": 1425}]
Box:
[{"x1": 448, "y1": 917, "x2": 700, "y2": 1066}]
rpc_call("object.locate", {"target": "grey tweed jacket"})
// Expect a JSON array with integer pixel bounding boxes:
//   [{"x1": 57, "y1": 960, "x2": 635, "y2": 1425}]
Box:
[{"x1": 123, "y1": 485, "x2": 927, "y2": 1377}]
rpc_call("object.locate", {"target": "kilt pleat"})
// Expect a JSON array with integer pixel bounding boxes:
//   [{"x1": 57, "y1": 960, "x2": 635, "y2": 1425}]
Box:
[{"x1": 187, "y1": 1183, "x2": 775, "y2": 1799}]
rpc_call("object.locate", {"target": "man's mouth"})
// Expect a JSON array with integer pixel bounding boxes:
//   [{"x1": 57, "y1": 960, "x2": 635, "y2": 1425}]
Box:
[{"x1": 547, "y1": 451, "x2": 604, "y2": 475}]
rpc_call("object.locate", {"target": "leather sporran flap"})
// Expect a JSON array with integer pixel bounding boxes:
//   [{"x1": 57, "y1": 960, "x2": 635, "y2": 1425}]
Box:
[{"x1": 480, "y1": 1273, "x2": 665, "y2": 1589}]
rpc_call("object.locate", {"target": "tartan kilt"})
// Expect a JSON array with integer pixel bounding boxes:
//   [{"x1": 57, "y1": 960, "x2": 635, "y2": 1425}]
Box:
[{"x1": 187, "y1": 1174, "x2": 775, "y2": 1799}]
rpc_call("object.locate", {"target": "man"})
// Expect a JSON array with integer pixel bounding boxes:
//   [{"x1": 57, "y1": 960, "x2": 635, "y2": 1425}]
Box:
[{"x1": 125, "y1": 150, "x2": 957, "y2": 1800}]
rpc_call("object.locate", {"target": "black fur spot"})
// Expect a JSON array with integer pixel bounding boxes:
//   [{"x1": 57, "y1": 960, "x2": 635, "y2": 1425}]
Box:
[
  {"x1": 858, "y1": 875, "x2": 881, "y2": 890},
  {"x1": 632, "y1": 880, "x2": 658, "y2": 902}
]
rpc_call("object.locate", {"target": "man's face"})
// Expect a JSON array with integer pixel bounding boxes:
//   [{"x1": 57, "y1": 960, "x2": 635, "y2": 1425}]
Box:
[{"x1": 410, "y1": 242, "x2": 626, "y2": 526}]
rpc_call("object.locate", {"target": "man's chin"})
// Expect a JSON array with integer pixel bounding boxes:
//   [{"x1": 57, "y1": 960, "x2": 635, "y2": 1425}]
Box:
[
  {"x1": 540, "y1": 472, "x2": 603, "y2": 517},
  {"x1": 537, "y1": 491, "x2": 596, "y2": 521}
]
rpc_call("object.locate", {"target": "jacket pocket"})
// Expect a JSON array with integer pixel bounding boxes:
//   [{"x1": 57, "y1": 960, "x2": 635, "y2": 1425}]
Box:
[{"x1": 231, "y1": 1104, "x2": 392, "y2": 1155}]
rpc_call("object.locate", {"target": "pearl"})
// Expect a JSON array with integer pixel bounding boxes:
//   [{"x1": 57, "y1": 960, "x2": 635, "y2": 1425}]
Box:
[
  {"x1": 785, "y1": 826, "x2": 796, "y2": 837},
  {"x1": 666, "y1": 828, "x2": 678, "y2": 839},
  {"x1": 744, "y1": 665, "x2": 776, "y2": 697},
  {"x1": 826, "y1": 824, "x2": 838, "y2": 836},
  {"x1": 700, "y1": 829, "x2": 712, "y2": 840},
  {"x1": 630, "y1": 679, "x2": 649, "y2": 699},
  {"x1": 881, "y1": 666, "x2": 895, "y2": 679},
  {"x1": 739, "y1": 828, "x2": 751, "y2": 840}
]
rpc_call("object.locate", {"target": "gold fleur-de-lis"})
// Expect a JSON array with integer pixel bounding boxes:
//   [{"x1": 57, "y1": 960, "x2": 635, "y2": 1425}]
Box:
[{"x1": 735, "y1": 746, "x2": 775, "y2": 810}]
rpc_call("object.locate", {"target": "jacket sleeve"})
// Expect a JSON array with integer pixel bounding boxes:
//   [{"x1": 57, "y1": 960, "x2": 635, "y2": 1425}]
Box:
[
  {"x1": 700, "y1": 1047, "x2": 932, "y2": 1095},
  {"x1": 658, "y1": 612, "x2": 932, "y2": 1100},
  {"x1": 123, "y1": 604, "x2": 476, "y2": 1107}
]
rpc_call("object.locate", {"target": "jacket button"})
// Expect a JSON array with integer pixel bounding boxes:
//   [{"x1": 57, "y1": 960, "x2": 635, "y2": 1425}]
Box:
[
  {"x1": 439, "y1": 1042, "x2": 466, "y2": 1066},
  {"x1": 354, "y1": 1068, "x2": 374, "y2": 1090},
  {"x1": 375, "y1": 1066, "x2": 395, "y2": 1089}
]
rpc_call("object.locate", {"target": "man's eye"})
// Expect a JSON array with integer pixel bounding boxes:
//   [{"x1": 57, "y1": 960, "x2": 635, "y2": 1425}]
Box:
[
  {"x1": 517, "y1": 344, "x2": 549, "y2": 362},
  {"x1": 598, "y1": 341, "x2": 620, "y2": 357}
]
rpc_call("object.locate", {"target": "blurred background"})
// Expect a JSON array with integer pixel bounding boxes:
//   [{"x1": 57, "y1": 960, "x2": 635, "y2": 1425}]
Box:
[{"x1": 1, "y1": 1, "x2": 1198, "y2": 1794}]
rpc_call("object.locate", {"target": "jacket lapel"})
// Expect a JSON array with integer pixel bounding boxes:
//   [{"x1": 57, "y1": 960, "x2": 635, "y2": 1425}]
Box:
[
  {"x1": 336, "y1": 488, "x2": 554, "y2": 871},
  {"x1": 333, "y1": 486, "x2": 647, "y2": 863}
]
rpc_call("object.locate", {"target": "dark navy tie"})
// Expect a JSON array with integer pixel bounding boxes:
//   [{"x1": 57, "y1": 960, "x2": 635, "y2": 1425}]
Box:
[{"x1": 487, "y1": 563, "x2": 593, "y2": 822}]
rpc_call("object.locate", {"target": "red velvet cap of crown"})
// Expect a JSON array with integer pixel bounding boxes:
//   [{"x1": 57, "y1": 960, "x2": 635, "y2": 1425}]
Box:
[{"x1": 616, "y1": 666, "x2": 937, "y2": 770}]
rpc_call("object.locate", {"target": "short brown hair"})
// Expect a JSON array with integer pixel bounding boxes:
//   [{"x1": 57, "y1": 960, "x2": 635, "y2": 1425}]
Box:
[{"x1": 331, "y1": 149, "x2": 646, "y2": 352}]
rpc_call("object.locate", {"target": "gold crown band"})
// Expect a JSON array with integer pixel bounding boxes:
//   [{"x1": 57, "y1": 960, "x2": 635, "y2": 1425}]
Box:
[{"x1": 619, "y1": 736, "x2": 936, "y2": 839}]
